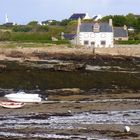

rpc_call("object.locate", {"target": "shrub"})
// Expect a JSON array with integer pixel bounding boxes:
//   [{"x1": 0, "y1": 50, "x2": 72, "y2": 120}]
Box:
[{"x1": 0, "y1": 31, "x2": 11, "y2": 41}]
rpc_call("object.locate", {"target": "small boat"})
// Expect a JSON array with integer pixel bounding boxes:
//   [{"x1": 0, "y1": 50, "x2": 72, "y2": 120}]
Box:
[
  {"x1": 0, "y1": 101, "x2": 25, "y2": 109},
  {"x1": 4, "y1": 91, "x2": 42, "y2": 103}
]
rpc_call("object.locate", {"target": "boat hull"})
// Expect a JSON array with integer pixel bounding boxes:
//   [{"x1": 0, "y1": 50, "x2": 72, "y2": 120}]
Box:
[
  {"x1": 0, "y1": 101, "x2": 25, "y2": 109},
  {"x1": 5, "y1": 92, "x2": 42, "y2": 103}
]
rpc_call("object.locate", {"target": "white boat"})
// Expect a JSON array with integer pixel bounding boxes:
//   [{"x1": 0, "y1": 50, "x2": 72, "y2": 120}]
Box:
[
  {"x1": 4, "y1": 91, "x2": 42, "y2": 103},
  {"x1": 0, "y1": 101, "x2": 25, "y2": 109}
]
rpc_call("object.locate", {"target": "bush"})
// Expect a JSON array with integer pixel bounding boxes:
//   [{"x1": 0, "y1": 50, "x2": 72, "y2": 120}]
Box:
[
  {"x1": 0, "y1": 31, "x2": 11, "y2": 41},
  {"x1": 10, "y1": 32, "x2": 69, "y2": 44},
  {"x1": 11, "y1": 32, "x2": 51, "y2": 42},
  {"x1": 116, "y1": 40, "x2": 140, "y2": 45},
  {"x1": 12, "y1": 25, "x2": 32, "y2": 32}
]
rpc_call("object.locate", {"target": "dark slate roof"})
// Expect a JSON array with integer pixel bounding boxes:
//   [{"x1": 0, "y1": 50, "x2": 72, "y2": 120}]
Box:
[
  {"x1": 80, "y1": 23, "x2": 113, "y2": 32},
  {"x1": 93, "y1": 16, "x2": 98, "y2": 20},
  {"x1": 64, "y1": 34, "x2": 76, "y2": 40},
  {"x1": 69, "y1": 13, "x2": 86, "y2": 20},
  {"x1": 114, "y1": 27, "x2": 128, "y2": 37}
]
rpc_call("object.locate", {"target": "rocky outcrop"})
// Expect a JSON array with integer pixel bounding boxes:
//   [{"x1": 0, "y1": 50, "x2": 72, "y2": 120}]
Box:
[
  {"x1": 53, "y1": 63, "x2": 85, "y2": 71},
  {"x1": 21, "y1": 62, "x2": 86, "y2": 71},
  {"x1": 46, "y1": 88, "x2": 84, "y2": 95},
  {"x1": 0, "y1": 64, "x2": 6, "y2": 72}
]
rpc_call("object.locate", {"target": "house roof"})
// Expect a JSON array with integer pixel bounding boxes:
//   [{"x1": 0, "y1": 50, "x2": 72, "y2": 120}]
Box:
[
  {"x1": 80, "y1": 23, "x2": 113, "y2": 32},
  {"x1": 114, "y1": 27, "x2": 128, "y2": 37},
  {"x1": 69, "y1": 13, "x2": 86, "y2": 20},
  {"x1": 64, "y1": 34, "x2": 76, "y2": 40}
]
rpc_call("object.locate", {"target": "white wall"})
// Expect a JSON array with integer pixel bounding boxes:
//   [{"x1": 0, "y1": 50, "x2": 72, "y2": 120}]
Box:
[{"x1": 78, "y1": 32, "x2": 114, "y2": 48}]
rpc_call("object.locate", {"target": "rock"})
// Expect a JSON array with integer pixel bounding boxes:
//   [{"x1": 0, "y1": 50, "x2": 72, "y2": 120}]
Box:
[
  {"x1": 124, "y1": 126, "x2": 130, "y2": 133},
  {"x1": 0, "y1": 64, "x2": 6, "y2": 72},
  {"x1": 21, "y1": 62, "x2": 86, "y2": 71},
  {"x1": 46, "y1": 88, "x2": 83, "y2": 95},
  {"x1": 53, "y1": 62, "x2": 86, "y2": 71},
  {"x1": 6, "y1": 51, "x2": 24, "y2": 58}
]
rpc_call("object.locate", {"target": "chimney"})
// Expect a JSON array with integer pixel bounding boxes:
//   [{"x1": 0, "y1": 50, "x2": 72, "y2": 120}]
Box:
[
  {"x1": 124, "y1": 25, "x2": 127, "y2": 30},
  {"x1": 61, "y1": 32, "x2": 64, "y2": 40},
  {"x1": 76, "y1": 17, "x2": 81, "y2": 45},
  {"x1": 77, "y1": 17, "x2": 81, "y2": 34},
  {"x1": 109, "y1": 19, "x2": 113, "y2": 26}
]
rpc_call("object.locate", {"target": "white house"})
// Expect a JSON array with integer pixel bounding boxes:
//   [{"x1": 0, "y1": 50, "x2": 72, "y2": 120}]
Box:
[
  {"x1": 63, "y1": 18, "x2": 128, "y2": 47},
  {"x1": 75, "y1": 18, "x2": 114, "y2": 48}
]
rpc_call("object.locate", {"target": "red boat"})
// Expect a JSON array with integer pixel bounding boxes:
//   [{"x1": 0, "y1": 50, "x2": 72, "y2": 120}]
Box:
[{"x1": 0, "y1": 101, "x2": 25, "y2": 109}]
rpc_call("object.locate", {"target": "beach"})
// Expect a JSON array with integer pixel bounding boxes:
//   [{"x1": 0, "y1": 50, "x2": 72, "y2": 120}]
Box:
[
  {"x1": 0, "y1": 43, "x2": 140, "y2": 62},
  {"x1": 0, "y1": 43, "x2": 140, "y2": 139}
]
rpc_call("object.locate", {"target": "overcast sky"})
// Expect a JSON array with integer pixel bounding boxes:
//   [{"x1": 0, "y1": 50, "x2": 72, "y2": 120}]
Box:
[{"x1": 0, "y1": 0, "x2": 140, "y2": 24}]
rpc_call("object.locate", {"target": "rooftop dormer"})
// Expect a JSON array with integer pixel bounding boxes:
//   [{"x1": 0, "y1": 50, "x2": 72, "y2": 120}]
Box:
[{"x1": 93, "y1": 23, "x2": 100, "y2": 32}]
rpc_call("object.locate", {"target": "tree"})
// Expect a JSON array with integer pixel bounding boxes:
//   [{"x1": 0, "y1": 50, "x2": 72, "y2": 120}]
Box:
[
  {"x1": 0, "y1": 31, "x2": 11, "y2": 41},
  {"x1": 126, "y1": 13, "x2": 137, "y2": 27},
  {"x1": 12, "y1": 25, "x2": 32, "y2": 32},
  {"x1": 101, "y1": 15, "x2": 127, "y2": 26},
  {"x1": 27, "y1": 21, "x2": 38, "y2": 26},
  {"x1": 60, "y1": 19, "x2": 71, "y2": 26}
]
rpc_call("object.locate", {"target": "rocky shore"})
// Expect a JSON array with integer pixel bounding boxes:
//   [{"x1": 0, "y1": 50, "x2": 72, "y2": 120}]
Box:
[
  {"x1": 0, "y1": 44, "x2": 140, "y2": 63},
  {"x1": 0, "y1": 88, "x2": 140, "y2": 140},
  {"x1": 0, "y1": 44, "x2": 140, "y2": 140}
]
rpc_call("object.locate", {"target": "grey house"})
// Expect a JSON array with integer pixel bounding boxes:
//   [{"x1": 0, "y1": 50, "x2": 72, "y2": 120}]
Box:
[{"x1": 114, "y1": 26, "x2": 128, "y2": 41}]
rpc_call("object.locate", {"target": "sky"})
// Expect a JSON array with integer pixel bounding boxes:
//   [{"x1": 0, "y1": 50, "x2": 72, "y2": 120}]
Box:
[{"x1": 0, "y1": 0, "x2": 140, "y2": 24}]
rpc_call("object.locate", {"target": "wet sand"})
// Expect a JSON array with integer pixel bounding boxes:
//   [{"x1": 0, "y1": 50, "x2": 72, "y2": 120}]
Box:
[{"x1": 0, "y1": 89, "x2": 140, "y2": 140}]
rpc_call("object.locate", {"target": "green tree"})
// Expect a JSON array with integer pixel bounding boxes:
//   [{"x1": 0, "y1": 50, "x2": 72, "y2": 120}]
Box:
[
  {"x1": 60, "y1": 19, "x2": 71, "y2": 26},
  {"x1": 27, "y1": 21, "x2": 38, "y2": 26},
  {"x1": 0, "y1": 31, "x2": 11, "y2": 41},
  {"x1": 12, "y1": 25, "x2": 32, "y2": 32},
  {"x1": 101, "y1": 15, "x2": 127, "y2": 26},
  {"x1": 126, "y1": 13, "x2": 137, "y2": 27}
]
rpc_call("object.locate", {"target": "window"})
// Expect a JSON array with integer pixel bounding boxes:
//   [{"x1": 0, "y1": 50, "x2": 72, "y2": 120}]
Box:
[
  {"x1": 101, "y1": 41, "x2": 106, "y2": 45},
  {"x1": 91, "y1": 41, "x2": 95, "y2": 46},
  {"x1": 84, "y1": 40, "x2": 89, "y2": 45}
]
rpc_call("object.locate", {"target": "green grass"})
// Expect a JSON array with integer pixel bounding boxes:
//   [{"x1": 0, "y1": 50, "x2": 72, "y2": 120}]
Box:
[
  {"x1": 10, "y1": 32, "x2": 69, "y2": 45},
  {"x1": 0, "y1": 41, "x2": 70, "y2": 49},
  {"x1": 116, "y1": 40, "x2": 140, "y2": 45}
]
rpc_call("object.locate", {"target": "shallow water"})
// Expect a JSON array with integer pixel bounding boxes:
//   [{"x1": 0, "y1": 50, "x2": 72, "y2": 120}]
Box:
[
  {"x1": 0, "y1": 110, "x2": 140, "y2": 139},
  {"x1": 1, "y1": 110, "x2": 140, "y2": 128},
  {"x1": 0, "y1": 61, "x2": 139, "y2": 90}
]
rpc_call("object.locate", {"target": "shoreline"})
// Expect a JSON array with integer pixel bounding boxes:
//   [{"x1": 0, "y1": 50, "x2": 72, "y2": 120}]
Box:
[{"x1": 0, "y1": 44, "x2": 140, "y2": 62}]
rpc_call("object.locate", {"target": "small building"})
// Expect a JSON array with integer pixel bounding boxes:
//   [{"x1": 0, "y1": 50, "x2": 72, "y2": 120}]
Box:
[
  {"x1": 93, "y1": 15, "x2": 102, "y2": 21},
  {"x1": 41, "y1": 20, "x2": 55, "y2": 25},
  {"x1": 69, "y1": 13, "x2": 91, "y2": 20},
  {"x1": 128, "y1": 27, "x2": 135, "y2": 33},
  {"x1": 3, "y1": 22, "x2": 14, "y2": 26},
  {"x1": 62, "y1": 33, "x2": 77, "y2": 44},
  {"x1": 75, "y1": 18, "x2": 114, "y2": 48},
  {"x1": 114, "y1": 25, "x2": 128, "y2": 41}
]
